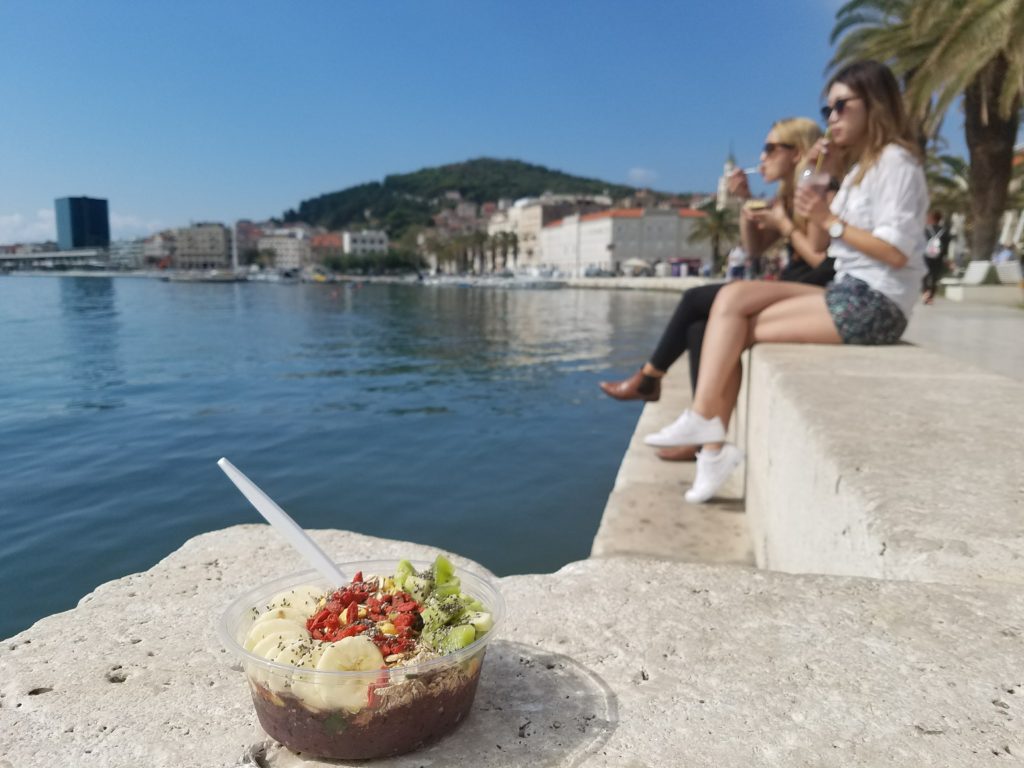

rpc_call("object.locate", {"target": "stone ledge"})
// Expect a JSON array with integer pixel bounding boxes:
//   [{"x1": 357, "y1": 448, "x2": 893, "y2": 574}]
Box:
[
  {"x1": 566, "y1": 276, "x2": 717, "y2": 292},
  {"x1": 591, "y1": 364, "x2": 751, "y2": 565},
  {"x1": 745, "y1": 344, "x2": 1024, "y2": 586},
  {"x1": 2, "y1": 525, "x2": 1023, "y2": 767}
]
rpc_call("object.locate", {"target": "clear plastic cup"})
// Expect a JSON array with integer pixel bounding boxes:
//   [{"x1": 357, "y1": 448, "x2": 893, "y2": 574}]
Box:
[
  {"x1": 798, "y1": 168, "x2": 831, "y2": 196},
  {"x1": 218, "y1": 560, "x2": 505, "y2": 760}
]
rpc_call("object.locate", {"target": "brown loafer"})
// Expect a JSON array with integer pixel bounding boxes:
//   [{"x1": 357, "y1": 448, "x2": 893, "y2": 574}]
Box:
[
  {"x1": 599, "y1": 369, "x2": 661, "y2": 402},
  {"x1": 656, "y1": 444, "x2": 699, "y2": 462}
]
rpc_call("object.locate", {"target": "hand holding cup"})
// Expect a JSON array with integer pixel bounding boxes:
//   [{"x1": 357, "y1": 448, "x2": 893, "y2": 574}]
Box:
[{"x1": 794, "y1": 174, "x2": 832, "y2": 225}]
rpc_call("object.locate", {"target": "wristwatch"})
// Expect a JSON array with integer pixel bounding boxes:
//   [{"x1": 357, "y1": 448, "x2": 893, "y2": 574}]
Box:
[{"x1": 827, "y1": 217, "x2": 846, "y2": 239}]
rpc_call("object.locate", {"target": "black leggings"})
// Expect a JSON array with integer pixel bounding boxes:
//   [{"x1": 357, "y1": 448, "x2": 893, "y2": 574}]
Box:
[
  {"x1": 922, "y1": 256, "x2": 944, "y2": 294},
  {"x1": 649, "y1": 283, "x2": 724, "y2": 394}
]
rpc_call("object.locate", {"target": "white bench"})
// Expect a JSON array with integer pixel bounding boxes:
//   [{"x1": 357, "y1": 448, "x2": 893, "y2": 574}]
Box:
[
  {"x1": 996, "y1": 260, "x2": 1022, "y2": 284},
  {"x1": 941, "y1": 259, "x2": 995, "y2": 286},
  {"x1": 943, "y1": 259, "x2": 1022, "y2": 305}
]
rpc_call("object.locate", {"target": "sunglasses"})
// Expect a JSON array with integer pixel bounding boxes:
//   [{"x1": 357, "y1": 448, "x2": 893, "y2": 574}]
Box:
[
  {"x1": 821, "y1": 97, "x2": 862, "y2": 121},
  {"x1": 762, "y1": 142, "x2": 796, "y2": 155}
]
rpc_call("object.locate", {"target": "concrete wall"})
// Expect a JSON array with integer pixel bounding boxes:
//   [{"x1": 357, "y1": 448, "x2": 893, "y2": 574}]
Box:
[{"x1": 745, "y1": 344, "x2": 1024, "y2": 587}]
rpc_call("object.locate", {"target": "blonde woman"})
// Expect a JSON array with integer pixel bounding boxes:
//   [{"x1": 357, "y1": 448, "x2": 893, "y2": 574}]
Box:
[
  {"x1": 600, "y1": 117, "x2": 832, "y2": 459},
  {"x1": 646, "y1": 60, "x2": 928, "y2": 501}
]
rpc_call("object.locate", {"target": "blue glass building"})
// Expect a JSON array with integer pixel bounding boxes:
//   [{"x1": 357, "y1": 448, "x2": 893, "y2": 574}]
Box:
[{"x1": 55, "y1": 197, "x2": 110, "y2": 250}]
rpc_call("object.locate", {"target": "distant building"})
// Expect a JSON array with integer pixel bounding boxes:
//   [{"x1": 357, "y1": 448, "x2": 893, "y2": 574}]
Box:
[
  {"x1": 343, "y1": 230, "x2": 388, "y2": 256},
  {"x1": 540, "y1": 208, "x2": 711, "y2": 276},
  {"x1": 174, "y1": 223, "x2": 231, "y2": 269},
  {"x1": 432, "y1": 206, "x2": 482, "y2": 238},
  {"x1": 55, "y1": 197, "x2": 110, "y2": 251},
  {"x1": 108, "y1": 239, "x2": 145, "y2": 269},
  {"x1": 311, "y1": 232, "x2": 343, "y2": 262},
  {"x1": 487, "y1": 195, "x2": 609, "y2": 271},
  {"x1": 234, "y1": 220, "x2": 265, "y2": 260},
  {"x1": 258, "y1": 233, "x2": 311, "y2": 271},
  {"x1": 716, "y1": 152, "x2": 739, "y2": 212},
  {"x1": 143, "y1": 230, "x2": 176, "y2": 267}
]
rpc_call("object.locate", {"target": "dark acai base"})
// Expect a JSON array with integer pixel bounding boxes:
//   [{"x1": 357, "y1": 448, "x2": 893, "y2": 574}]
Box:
[{"x1": 249, "y1": 655, "x2": 484, "y2": 760}]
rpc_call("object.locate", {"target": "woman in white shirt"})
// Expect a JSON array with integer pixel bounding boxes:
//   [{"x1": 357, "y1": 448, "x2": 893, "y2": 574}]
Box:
[{"x1": 646, "y1": 60, "x2": 928, "y2": 503}]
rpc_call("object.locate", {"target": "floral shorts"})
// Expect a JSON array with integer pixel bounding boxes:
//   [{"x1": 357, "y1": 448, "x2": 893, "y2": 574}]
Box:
[{"x1": 825, "y1": 275, "x2": 907, "y2": 345}]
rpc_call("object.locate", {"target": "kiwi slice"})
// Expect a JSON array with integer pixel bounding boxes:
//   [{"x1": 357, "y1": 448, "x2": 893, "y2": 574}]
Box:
[
  {"x1": 394, "y1": 559, "x2": 415, "y2": 589},
  {"x1": 465, "y1": 611, "x2": 493, "y2": 633},
  {"x1": 404, "y1": 575, "x2": 434, "y2": 602},
  {"x1": 439, "y1": 624, "x2": 477, "y2": 652},
  {"x1": 432, "y1": 555, "x2": 456, "y2": 585},
  {"x1": 433, "y1": 577, "x2": 462, "y2": 598}
]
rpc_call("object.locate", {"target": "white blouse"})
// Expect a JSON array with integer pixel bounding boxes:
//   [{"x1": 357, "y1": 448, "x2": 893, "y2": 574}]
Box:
[{"x1": 828, "y1": 143, "x2": 928, "y2": 318}]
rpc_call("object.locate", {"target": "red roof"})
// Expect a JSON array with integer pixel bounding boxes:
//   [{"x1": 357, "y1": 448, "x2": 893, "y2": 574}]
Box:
[{"x1": 311, "y1": 233, "x2": 342, "y2": 247}]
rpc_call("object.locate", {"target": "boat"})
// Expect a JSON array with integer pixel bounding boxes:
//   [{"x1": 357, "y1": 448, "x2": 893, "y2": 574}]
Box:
[{"x1": 162, "y1": 270, "x2": 248, "y2": 283}]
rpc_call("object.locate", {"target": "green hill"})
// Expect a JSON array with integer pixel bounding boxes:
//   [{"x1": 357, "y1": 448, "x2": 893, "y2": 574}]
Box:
[{"x1": 283, "y1": 157, "x2": 653, "y2": 239}]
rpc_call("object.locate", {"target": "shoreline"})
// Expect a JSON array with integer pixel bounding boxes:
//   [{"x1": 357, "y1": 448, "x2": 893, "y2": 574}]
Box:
[{"x1": 2, "y1": 269, "x2": 719, "y2": 292}]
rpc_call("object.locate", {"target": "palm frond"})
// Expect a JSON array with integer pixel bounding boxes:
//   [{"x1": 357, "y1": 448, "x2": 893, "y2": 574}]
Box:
[
  {"x1": 831, "y1": 10, "x2": 888, "y2": 44},
  {"x1": 907, "y1": 0, "x2": 1020, "y2": 120}
]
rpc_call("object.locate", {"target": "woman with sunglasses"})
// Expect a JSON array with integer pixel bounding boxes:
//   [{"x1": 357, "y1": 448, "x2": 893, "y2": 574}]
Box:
[
  {"x1": 599, "y1": 117, "x2": 833, "y2": 460},
  {"x1": 645, "y1": 59, "x2": 928, "y2": 502}
]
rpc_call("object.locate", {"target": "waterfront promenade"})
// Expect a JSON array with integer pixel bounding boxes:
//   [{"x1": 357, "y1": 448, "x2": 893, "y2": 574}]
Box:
[{"x1": 2, "y1": 281, "x2": 1022, "y2": 766}]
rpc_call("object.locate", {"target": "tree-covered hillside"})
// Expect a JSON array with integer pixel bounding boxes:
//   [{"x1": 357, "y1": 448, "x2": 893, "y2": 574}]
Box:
[{"x1": 283, "y1": 157, "x2": 653, "y2": 238}]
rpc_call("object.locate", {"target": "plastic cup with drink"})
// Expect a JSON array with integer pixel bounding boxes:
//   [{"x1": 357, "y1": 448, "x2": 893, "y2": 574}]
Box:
[{"x1": 798, "y1": 127, "x2": 832, "y2": 196}]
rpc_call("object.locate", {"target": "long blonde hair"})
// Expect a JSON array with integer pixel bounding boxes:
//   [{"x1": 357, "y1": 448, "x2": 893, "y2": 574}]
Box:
[
  {"x1": 827, "y1": 60, "x2": 920, "y2": 184},
  {"x1": 771, "y1": 117, "x2": 823, "y2": 228}
]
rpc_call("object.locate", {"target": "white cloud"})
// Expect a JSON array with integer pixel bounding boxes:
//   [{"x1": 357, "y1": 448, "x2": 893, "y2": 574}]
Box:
[
  {"x1": 627, "y1": 167, "x2": 658, "y2": 186},
  {"x1": 110, "y1": 212, "x2": 164, "y2": 240},
  {"x1": 0, "y1": 209, "x2": 56, "y2": 245},
  {"x1": 0, "y1": 209, "x2": 164, "y2": 245}
]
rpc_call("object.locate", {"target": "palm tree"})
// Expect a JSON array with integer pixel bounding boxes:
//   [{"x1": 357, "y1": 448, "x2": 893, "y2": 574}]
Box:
[
  {"x1": 496, "y1": 231, "x2": 510, "y2": 270},
  {"x1": 470, "y1": 230, "x2": 489, "y2": 274},
  {"x1": 508, "y1": 232, "x2": 519, "y2": 271},
  {"x1": 489, "y1": 231, "x2": 501, "y2": 274},
  {"x1": 925, "y1": 151, "x2": 971, "y2": 217},
  {"x1": 831, "y1": 0, "x2": 1024, "y2": 260},
  {"x1": 688, "y1": 202, "x2": 739, "y2": 273}
]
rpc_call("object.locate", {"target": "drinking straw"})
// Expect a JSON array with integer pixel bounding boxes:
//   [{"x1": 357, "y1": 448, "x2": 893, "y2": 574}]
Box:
[
  {"x1": 218, "y1": 457, "x2": 346, "y2": 585},
  {"x1": 814, "y1": 127, "x2": 832, "y2": 174}
]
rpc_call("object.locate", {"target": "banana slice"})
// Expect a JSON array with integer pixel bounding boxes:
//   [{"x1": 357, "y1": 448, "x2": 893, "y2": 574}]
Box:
[
  {"x1": 274, "y1": 637, "x2": 325, "y2": 669},
  {"x1": 315, "y1": 636, "x2": 385, "y2": 712},
  {"x1": 265, "y1": 584, "x2": 326, "y2": 615},
  {"x1": 244, "y1": 617, "x2": 309, "y2": 653},
  {"x1": 269, "y1": 638, "x2": 326, "y2": 702},
  {"x1": 252, "y1": 606, "x2": 307, "y2": 628},
  {"x1": 251, "y1": 629, "x2": 307, "y2": 660}
]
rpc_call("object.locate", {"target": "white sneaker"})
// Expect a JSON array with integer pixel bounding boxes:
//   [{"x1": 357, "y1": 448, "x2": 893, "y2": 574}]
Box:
[
  {"x1": 684, "y1": 444, "x2": 744, "y2": 504},
  {"x1": 644, "y1": 409, "x2": 726, "y2": 447}
]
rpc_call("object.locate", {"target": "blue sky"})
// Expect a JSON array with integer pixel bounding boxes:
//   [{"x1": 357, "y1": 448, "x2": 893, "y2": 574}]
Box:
[{"x1": 0, "y1": 0, "x2": 967, "y2": 244}]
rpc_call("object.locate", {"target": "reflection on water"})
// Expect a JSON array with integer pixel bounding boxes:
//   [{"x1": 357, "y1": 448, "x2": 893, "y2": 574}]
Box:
[
  {"x1": 58, "y1": 278, "x2": 125, "y2": 411},
  {"x1": 0, "y1": 277, "x2": 681, "y2": 641},
  {"x1": 297, "y1": 284, "x2": 617, "y2": 378}
]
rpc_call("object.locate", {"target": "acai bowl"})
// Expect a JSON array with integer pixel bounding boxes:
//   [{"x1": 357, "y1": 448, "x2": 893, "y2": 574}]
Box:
[{"x1": 219, "y1": 556, "x2": 505, "y2": 760}]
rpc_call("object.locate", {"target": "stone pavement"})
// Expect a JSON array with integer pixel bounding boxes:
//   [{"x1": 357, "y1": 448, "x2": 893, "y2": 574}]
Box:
[
  {"x1": 2, "y1": 526, "x2": 1022, "y2": 767},
  {"x1": 590, "y1": 364, "x2": 752, "y2": 567},
  {"x1": 904, "y1": 298, "x2": 1023, "y2": 381}
]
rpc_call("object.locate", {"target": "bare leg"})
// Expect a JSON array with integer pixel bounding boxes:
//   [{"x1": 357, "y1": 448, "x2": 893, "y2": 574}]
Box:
[
  {"x1": 693, "y1": 283, "x2": 838, "y2": 429},
  {"x1": 656, "y1": 359, "x2": 740, "y2": 461}
]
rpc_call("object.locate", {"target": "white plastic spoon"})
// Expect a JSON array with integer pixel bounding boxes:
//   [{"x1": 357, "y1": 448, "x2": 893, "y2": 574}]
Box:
[{"x1": 217, "y1": 457, "x2": 346, "y2": 585}]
